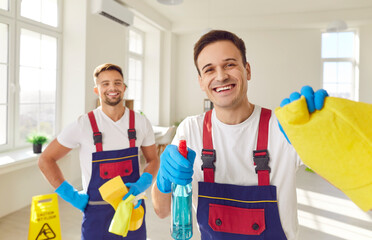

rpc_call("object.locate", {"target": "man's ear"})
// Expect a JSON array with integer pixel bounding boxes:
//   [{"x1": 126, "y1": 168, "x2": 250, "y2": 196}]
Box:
[
  {"x1": 246, "y1": 62, "x2": 251, "y2": 81},
  {"x1": 94, "y1": 87, "x2": 98, "y2": 95}
]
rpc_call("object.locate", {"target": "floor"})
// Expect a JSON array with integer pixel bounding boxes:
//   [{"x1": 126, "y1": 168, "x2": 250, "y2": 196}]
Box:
[{"x1": 0, "y1": 165, "x2": 371, "y2": 240}]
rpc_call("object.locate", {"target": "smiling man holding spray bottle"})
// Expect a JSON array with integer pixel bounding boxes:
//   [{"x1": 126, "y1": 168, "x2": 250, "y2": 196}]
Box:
[{"x1": 151, "y1": 30, "x2": 329, "y2": 240}]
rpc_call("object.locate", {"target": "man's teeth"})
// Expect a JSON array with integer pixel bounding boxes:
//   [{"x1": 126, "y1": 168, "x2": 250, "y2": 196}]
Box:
[
  {"x1": 108, "y1": 93, "x2": 118, "y2": 96},
  {"x1": 216, "y1": 85, "x2": 232, "y2": 92}
]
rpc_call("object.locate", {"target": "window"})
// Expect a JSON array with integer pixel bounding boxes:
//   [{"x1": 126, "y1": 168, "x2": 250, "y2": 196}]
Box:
[
  {"x1": 0, "y1": 0, "x2": 61, "y2": 152},
  {"x1": 321, "y1": 31, "x2": 359, "y2": 100},
  {"x1": 0, "y1": 0, "x2": 8, "y2": 11},
  {"x1": 20, "y1": 0, "x2": 58, "y2": 27},
  {"x1": 127, "y1": 29, "x2": 144, "y2": 111},
  {"x1": 19, "y1": 29, "x2": 57, "y2": 142},
  {"x1": 0, "y1": 22, "x2": 8, "y2": 145}
]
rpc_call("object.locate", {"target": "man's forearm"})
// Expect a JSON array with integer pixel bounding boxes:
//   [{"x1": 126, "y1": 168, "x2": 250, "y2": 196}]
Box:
[
  {"x1": 141, "y1": 144, "x2": 160, "y2": 180},
  {"x1": 38, "y1": 139, "x2": 72, "y2": 189},
  {"x1": 38, "y1": 158, "x2": 65, "y2": 189},
  {"x1": 151, "y1": 181, "x2": 171, "y2": 218}
]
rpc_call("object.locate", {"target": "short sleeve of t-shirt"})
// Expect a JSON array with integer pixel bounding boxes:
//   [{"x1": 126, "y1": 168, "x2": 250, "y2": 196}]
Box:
[{"x1": 57, "y1": 117, "x2": 83, "y2": 149}]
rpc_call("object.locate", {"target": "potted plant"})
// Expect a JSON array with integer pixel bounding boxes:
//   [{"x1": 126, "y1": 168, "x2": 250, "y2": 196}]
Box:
[{"x1": 27, "y1": 134, "x2": 48, "y2": 154}]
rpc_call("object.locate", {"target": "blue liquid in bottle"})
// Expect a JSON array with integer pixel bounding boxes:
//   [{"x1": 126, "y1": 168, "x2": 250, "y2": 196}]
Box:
[
  {"x1": 171, "y1": 140, "x2": 193, "y2": 240},
  {"x1": 171, "y1": 183, "x2": 193, "y2": 240}
]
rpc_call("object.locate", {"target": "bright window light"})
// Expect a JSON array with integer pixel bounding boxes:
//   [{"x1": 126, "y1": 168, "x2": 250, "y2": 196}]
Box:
[
  {"x1": 0, "y1": 0, "x2": 8, "y2": 11},
  {"x1": 321, "y1": 31, "x2": 358, "y2": 100},
  {"x1": 19, "y1": 28, "x2": 57, "y2": 141},
  {"x1": 0, "y1": 22, "x2": 8, "y2": 145},
  {"x1": 129, "y1": 30, "x2": 143, "y2": 55},
  {"x1": 21, "y1": 0, "x2": 58, "y2": 27},
  {"x1": 128, "y1": 29, "x2": 144, "y2": 111}
]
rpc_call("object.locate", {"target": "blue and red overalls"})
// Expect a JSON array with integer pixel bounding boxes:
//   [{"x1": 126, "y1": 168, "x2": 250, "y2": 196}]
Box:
[
  {"x1": 196, "y1": 108, "x2": 287, "y2": 239},
  {"x1": 81, "y1": 110, "x2": 146, "y2": 240}
]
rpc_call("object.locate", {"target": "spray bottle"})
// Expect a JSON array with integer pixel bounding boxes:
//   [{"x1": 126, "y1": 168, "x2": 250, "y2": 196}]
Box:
[{"x1": 171, "y1": 139, "x2": 193, "y2": 240}]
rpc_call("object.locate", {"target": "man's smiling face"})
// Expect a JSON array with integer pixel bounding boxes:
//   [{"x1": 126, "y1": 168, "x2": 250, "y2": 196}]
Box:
[
  {"x1": 197, "y1": 40, "x2": 251, "y2": 110},
  {"x1": 95, "y1": 70, "x2": 126, "y2": 107}
]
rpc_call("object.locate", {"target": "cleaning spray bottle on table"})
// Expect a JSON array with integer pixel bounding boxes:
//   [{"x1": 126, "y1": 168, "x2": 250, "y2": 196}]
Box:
[{"x1": 171, "y1": 139, "x2": 193, "y2": 240}]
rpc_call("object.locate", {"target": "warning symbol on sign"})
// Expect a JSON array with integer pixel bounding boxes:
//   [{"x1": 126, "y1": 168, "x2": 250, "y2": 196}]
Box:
[{"x1": 35, "y1": 223, "x2": 56, "y2": 240}]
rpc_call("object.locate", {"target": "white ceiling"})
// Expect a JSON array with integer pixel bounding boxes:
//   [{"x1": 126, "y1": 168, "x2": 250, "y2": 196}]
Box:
[{"x1": 137, "y1": 0, "x2": 372, "y2": 33}]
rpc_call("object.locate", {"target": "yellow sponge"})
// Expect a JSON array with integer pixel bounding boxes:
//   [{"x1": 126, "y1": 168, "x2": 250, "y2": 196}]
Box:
[
  {"x1": 99, "y1": 176, "x2": 128, "y2": 210},
  {"x1": 99, "y1": 176, "x2": 145, "y2": 234},
  {"x1": 275, "y1": 96, "x2": 372, "y2": 211}
]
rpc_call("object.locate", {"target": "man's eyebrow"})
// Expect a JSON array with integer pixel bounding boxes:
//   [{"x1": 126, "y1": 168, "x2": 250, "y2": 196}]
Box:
[
  {"x1": 201, "y1": 63, "x2": 212, "y2": 71},
  {"x1": 224, "y1": 58, "x2": 237, "y2": 62},
  {"x1": 201, "y1": 58, "x2": 238, "y2": 71},
  {"x1": 100, "y1": 79, "x2": 122, "y2": 82}
]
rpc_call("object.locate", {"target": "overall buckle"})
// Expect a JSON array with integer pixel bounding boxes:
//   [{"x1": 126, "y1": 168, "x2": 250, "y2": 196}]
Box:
[
  {"x1": 253, "y1": 149, "x2": 271, "y2": 173},
  {"x1": 93, "y1": 132, "x2": 102, "y2": 145},
  {"x1": 127, "y1": 128, "x2": 137, "y2": 140},
  {"x1": 201, "y1": 149, "x2": 216, "y2": 171}
]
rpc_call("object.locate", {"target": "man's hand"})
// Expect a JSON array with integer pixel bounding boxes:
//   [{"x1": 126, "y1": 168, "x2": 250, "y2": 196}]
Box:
[
  {"x1": 124, "y1": 172, "x2": 153, "y2": 198},
  {"x1": 55, "y1": 180, "x2": 89, "y2": 212},
  {"x1": 156, "y1": 145, "x2": 196, "y2": 194},
  {"x1": 278, "y1": 86, "x2": 329, "y2": 143},
  {"x1": 122, "y1": 172, "x2": 153, "y2": 209}
]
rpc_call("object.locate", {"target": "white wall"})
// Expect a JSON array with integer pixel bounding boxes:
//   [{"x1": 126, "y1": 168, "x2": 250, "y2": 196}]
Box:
[
  {"x1": 173, "y1": 26, "x2": 372, "y2": 121},
  {"x1": 359, "y1": 25, "x2": 372, "y2": 104},
  {"x1": 0, "y1": 151, "x2": 81, "y2": 218}
]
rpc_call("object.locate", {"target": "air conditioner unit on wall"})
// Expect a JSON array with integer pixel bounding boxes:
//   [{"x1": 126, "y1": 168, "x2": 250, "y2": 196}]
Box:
[{"x1": 92, "y1": 0, "x2": 134, "y2": 27}]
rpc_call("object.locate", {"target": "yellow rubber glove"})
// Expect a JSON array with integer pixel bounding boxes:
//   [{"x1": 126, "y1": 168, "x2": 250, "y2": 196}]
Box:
[{"x1": 275, "y1": 96, "x2": 372, "y2": 211}]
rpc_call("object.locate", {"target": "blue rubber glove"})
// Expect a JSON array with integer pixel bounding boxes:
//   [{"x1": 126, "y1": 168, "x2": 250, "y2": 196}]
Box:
[
  {"x1": 55, "y1": 180, "x2": 89, "y2": 212},
  {"x1": 278, "y1": 85, "x2": 329, "y2": 143},
  {"x1": 123, "y1": 172, "x2": 153, "y2": 199},
  {"x1": 156, "y1": 144, "x2": 196, "y2": 194}
]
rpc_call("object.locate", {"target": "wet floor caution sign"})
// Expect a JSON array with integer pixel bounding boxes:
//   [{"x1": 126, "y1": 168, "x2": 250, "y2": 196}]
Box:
[{"x1": 28, "y1": 193, "x2": 61, "y2": 240}]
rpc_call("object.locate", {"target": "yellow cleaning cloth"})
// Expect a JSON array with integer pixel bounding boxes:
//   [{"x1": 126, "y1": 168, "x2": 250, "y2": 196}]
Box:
[
  {"x1": 99, "y1": 176, "x2": 146, "y2": 234},
  {"x1": 275, "y1": 96, "x2": 372, "y2": 211},
  {"x1": 109, "y1": 195, "x2": 135, "y2": 237}
]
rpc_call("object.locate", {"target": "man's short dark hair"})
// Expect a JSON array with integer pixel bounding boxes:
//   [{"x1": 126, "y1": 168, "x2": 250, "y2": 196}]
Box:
[
  {"x1": 93, "y1": 63, "x2": 124, "y2": 84},
  {"x1": 193, "y1": 30, "x2": 247, "y2": 75}
]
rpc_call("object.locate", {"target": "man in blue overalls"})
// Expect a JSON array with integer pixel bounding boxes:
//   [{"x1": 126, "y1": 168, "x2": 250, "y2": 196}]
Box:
[
  {"x1": 151, "y1": 30, "x2": 327, "y2": 239},
  {"x1": 39, "y1": 63, "x2": 159, "y2": 239}
]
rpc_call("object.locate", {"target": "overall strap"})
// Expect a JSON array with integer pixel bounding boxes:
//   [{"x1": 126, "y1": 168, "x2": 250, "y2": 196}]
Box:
[
  {"x1": 128, "y1": 109, "x2": 136, "y2": 148},
  {"x1": 202, "y1": 110, "x2": 216, "y2": 183},
  {"x1": 88, "y1": 111, "x2": 103, "y2": 152},
  {"x1": 253, "y1": 108, "x2": 272, "y2": 186}
]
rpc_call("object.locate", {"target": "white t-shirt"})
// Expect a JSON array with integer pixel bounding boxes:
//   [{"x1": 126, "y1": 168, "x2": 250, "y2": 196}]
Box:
[
  {"x1": 172, "y1": 106, "x2": 302, "y2": 240},
  {"x1": 57, "y1": 107, "x2": 155, "y2": 191}
]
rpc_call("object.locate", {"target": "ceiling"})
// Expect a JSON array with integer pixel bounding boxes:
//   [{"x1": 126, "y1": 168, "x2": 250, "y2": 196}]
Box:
[{"x1": 138, "y1": 0, "x2": 372, "y2": 33}]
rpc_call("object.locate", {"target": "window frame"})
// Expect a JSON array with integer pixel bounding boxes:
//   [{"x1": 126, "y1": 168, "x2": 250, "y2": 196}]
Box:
[
  {"x1": 0, "y1": 0, "x2": 14, "y2": 17},
  {"x1": 16, "y1": 0, "x2": 62, "y2": 32},
  {"x1": 0, "y1": 15, "x2": 14, "y2": 151},
  {"x1": 0, "y1": 0, "x2": 62, "y2": 152},
  {"x1": 127, "y1": 27, "x2": 145, "y2": 111},
  {"x1": 321, "y1": 30, "x2": 359, "y2": 101}
]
